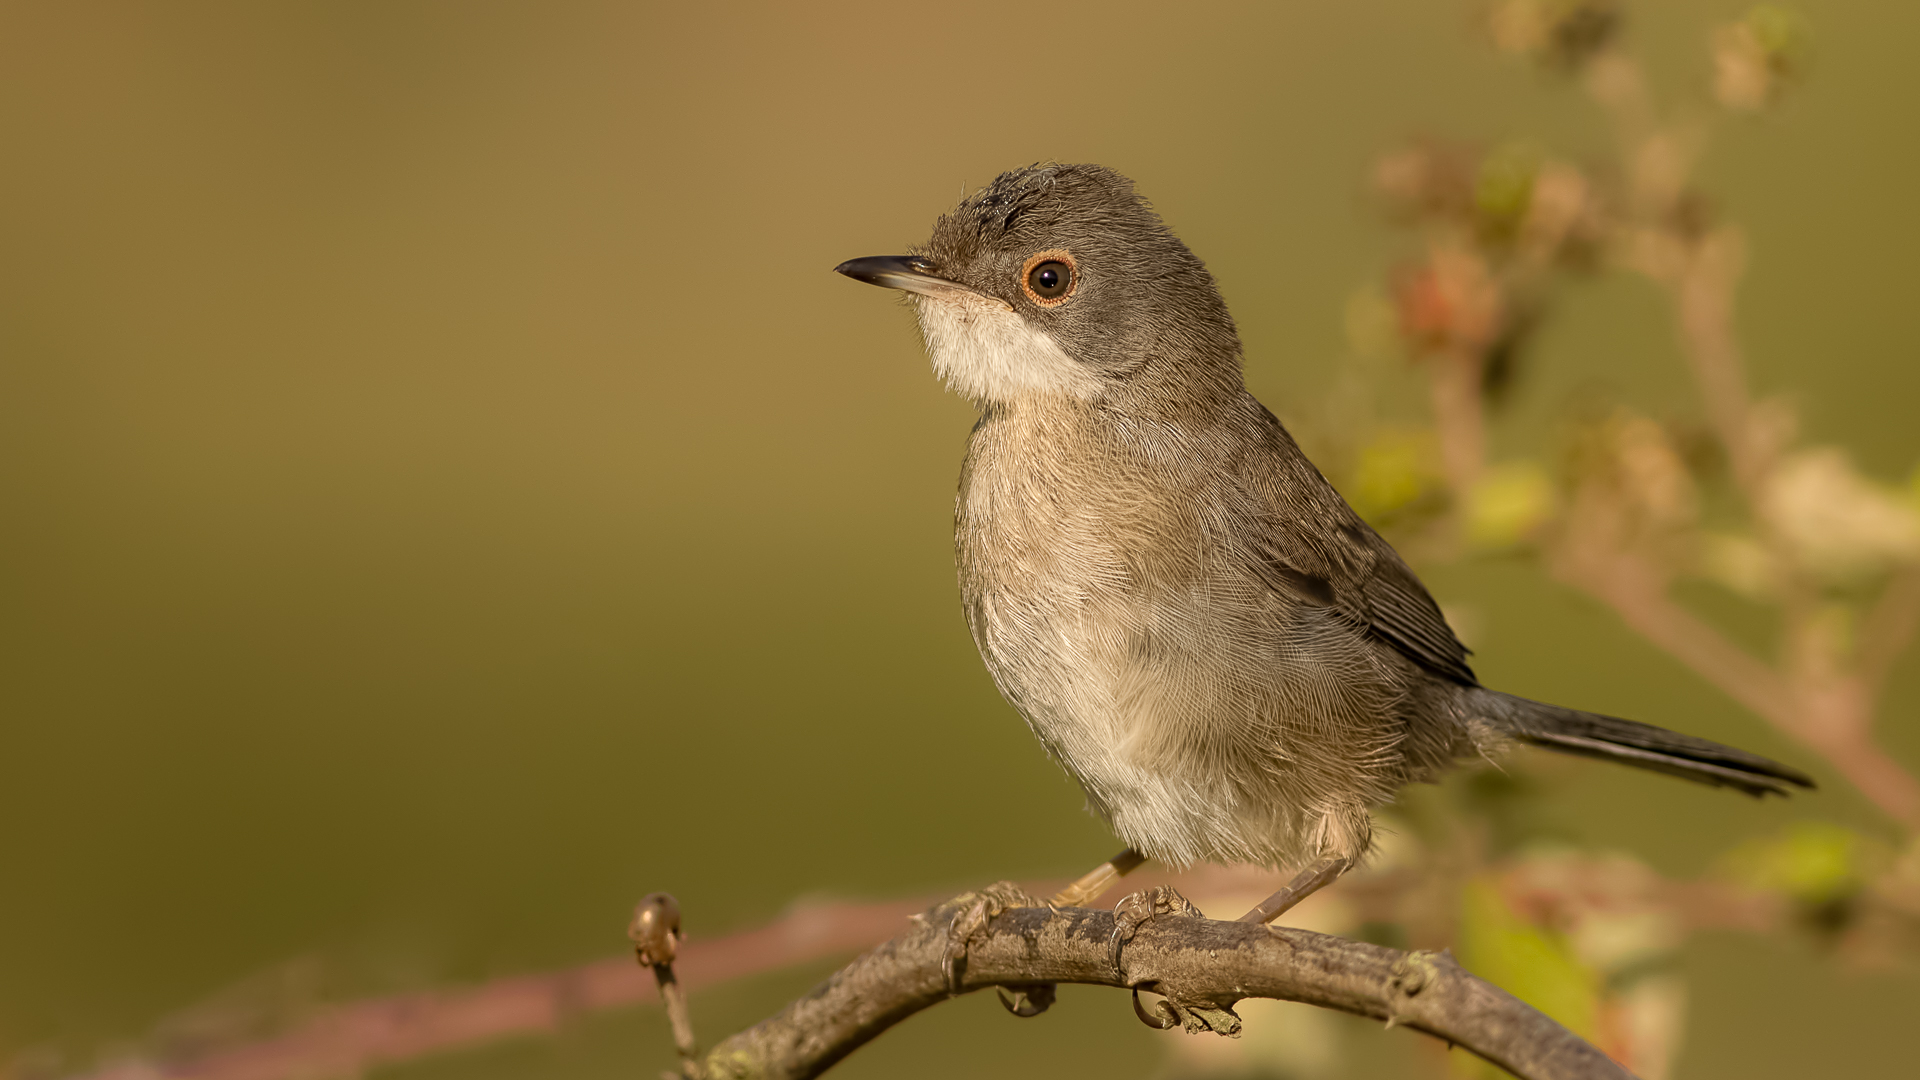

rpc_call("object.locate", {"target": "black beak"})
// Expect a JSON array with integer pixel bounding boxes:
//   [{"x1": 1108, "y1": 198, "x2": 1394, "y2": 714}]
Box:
[{"x1": 834, "y1": 255, "x2": 1007, "y2": 308}]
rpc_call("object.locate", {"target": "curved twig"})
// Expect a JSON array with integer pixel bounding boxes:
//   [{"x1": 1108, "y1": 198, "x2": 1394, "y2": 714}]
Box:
[{"x1": 692, "y1": 889, "x2": 1633, "y2": 1080}]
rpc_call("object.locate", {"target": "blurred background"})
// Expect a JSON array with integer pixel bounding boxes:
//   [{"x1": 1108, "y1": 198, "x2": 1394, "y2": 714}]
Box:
[{"x1": 3, "y1": 1, "x2": 1917, "y2": 1078}]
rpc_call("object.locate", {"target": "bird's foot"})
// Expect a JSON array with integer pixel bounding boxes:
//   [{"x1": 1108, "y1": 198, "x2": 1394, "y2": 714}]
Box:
[
  {"x1": 1108, "y1": 887, "x2": 1238, "y2": 1035},
  {"x1": 941, "y1": 881, "x2": 1043, "y2": 998},
  {"x1": 1108, "y1": 885, "x2": 1205, "y2": 975}
]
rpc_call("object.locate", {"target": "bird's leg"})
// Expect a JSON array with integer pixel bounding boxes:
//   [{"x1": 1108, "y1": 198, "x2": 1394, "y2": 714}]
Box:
[
  {"x1": 1235, "y1": 855, "x2": 1352, "y2": 925},
  {"x1": 1234, "y1": 855, "x2": 1352, "y2": 924},
  {"x1": 1048, "y1": 847, "x2": 1147, "y2": 908}
]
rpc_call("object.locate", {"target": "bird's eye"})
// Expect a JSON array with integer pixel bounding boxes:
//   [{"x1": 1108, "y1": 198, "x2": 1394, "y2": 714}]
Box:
[{"x1": 1020, "y1": 251, "x2": 1076, "y2": 306}]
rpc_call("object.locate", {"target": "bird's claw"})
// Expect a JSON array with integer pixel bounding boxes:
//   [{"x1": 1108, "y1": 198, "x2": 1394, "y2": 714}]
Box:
[
  {"x1": 1108, "y1": 885, "x2": 1205, "y2": 975},
  {"x1": 941, "y1": 881, "x2": 1042, "y2": 996},
  {"x1": 996, "y1": 983, "x2": 1057, "y2": 1017},
  {"x1": 1107, "y1": 887, "x2": 1240, "y2": 1035},
  {"x1": 1130, "y1": 985, "x2": 1243, "y2": 1035}
]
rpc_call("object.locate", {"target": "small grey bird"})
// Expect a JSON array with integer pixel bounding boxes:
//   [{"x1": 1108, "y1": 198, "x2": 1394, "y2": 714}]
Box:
[{"x1": 836, "y1": 163, "x2": 1810, "y2": 923}]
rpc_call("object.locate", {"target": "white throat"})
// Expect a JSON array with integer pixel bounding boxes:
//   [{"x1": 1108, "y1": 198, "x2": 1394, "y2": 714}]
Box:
[{"x1": 913, "y1": 293, "x2": 1101, "y2": 404}]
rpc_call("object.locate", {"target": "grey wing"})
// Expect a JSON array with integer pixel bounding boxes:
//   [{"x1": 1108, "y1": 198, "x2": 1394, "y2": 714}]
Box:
[
  {"x1": 1231, "y1": 400, "x2": 1478, "y2": 687},
  {"x1": 1336, "y1": 521, "x2": 1477, "y2": 686},
  {"x1": 1248, "y1": 515, "x2": 1478, "y2": 688}
]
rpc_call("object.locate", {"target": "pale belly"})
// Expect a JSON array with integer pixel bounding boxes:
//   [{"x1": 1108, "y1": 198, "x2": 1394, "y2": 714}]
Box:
[{"x1": 964, "y1": 564, "x2": 1408, "y2": 869}]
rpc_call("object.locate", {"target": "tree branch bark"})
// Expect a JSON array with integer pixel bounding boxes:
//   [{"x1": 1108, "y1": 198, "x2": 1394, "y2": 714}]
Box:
[{"x1": 692, "y1": 889, "x2": 1633, "y2": 1080}]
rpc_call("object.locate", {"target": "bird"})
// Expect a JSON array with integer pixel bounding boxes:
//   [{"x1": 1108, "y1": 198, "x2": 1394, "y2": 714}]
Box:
[{"x1": 834, "y1": 162, "x2": 1812, "y2": 928}]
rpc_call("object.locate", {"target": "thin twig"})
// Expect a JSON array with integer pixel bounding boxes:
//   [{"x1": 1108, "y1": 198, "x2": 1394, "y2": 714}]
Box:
[
  {"x1": 653, "y1": 964, "x2": 700, "y2": 1079},
  {"x1": 631, "y1": 894, "x2": 703, "y2": 1078},
  {"x1": 1554, "y1": 549, "x2": 1794, "y2": 729},
  {"x1": 1431, "y1": 344, "x2": 1488, "y2": 500},
  {"x1": 1556, "y1": 524, "x2": 1920, "y2": 823},
  {"x1": 1860, "y1": 564, "x2": 1920, "y2": 699},
  {"x1": 1671, "y1": 230, "x2": 1765, "y2": 500}
]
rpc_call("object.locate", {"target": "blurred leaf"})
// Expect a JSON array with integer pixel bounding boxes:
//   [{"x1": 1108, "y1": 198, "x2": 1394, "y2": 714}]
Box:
[
  {"x1": 1475, "y1": 142, "x2": 1544, "y2": 242},
  {"x1": 1486, "y1": 0, "x2": 1622, "y2": 70},
  {"x1": 1719, "y1": 822, "x2": 1867, "y2": 906},
  {"x1": 1467, "y1": 460, "x2": 1556, "y2": 550},
  {"x1": 1761, "y1": 449, "x2": 1920, "y2": 582},
  {"x1": 1562, "y1": 409, "x2": 1698, "y2": 538},
  {"x1": 1714, "y1": 5, "x2": 1811, "y2": 110},
  {"x1": 1745, "y1": 4, "x2": 1811, "y2": 64},
  {"x1": 1697, "y1": 530, "x2": 1776, "y2": 600},
  {"x1": 1460, "y1": 767, "x2": 1574, "y2": 856},
  {"x1": 1349, "y1": 429, "x2": 1447, "y2": 523},
  {"x1": 1455, "y1": 879, "x2": 1600, "y2": 1040}
]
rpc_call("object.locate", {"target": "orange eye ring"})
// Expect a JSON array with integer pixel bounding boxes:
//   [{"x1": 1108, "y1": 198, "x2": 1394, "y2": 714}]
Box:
[{"x1": 1020, "y1": 249, "x2": 1076, "y2": 307}]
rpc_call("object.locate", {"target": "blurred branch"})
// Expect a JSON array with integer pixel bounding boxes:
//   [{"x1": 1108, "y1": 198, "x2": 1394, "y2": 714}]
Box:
[
  {"x1": 1549, "y1": 544, "x2": 1791, "y2": 727},
  {"x1": 1586, "y1": 44, "x2": 1920, "y2": 828},
  {"x1": 63, "y1": 858, "x2": 1827, "y2": 1080},
  {"x1": 1860, "y1": 564, "x2": 1920, "y2": 699},
  {"x1": 1557, "y1": 537, "x2": 1920, "y2": 822},
  {"x1": 1667, "y1": 229, "x2": 1766, "y2": 500},
  {"x1": 59, "y1": 896, "x2": 931, "y2": 1080},
  {"x1": 686, "y1": 887, "x2": 1632, "y2": 1080},
  {"x1": 1394, "y1": 12, "x2": 1920, "y2": 829},
  {"x1": 1432, "y1": 344, "x2": 1490, "y2": 501}
]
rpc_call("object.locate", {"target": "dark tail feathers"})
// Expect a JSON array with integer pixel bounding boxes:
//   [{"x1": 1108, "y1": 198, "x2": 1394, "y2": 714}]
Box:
[{"x1": 1479, "y1": 690, "x2": 1815, "y2": 798}]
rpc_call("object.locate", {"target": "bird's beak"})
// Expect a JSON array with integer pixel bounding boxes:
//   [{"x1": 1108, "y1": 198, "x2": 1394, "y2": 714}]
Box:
[{"x1": 834, "y1": 255, "x2": 1010, "y2": 310}]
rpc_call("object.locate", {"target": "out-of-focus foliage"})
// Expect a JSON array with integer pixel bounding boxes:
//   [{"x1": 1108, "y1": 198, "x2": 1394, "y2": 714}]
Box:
[
  {"x1": 1720, "y1": 821, "x2": 1868, "y2": 907},
  {"x1": 1349, "y1": 429, "x2": 1449, "y2": 525},
  {"x1": 1456, "y1": 878, "x2": 1600, "y2": 1042},
  {"x1": 1488, "y1": 0, "x2": 1623, "y2": 71},
  {"x1": 1248, "y1": 1, "x2": 1920, "y2": 1076},
  {"x1": 1760, "y1": 449, "x2": 1920, "y2": 583},
  {"x1": 1714, "y1": 6, "x2": 1813, "y2": 111},
  {"x1": 1466, "y1": 461, "x2": 1557, "y2": 551}
]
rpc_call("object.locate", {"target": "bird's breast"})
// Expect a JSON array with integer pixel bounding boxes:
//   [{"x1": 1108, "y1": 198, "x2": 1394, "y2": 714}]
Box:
[{"x1": 954, "y1": 408, "x2": 1278, "y2": 756}]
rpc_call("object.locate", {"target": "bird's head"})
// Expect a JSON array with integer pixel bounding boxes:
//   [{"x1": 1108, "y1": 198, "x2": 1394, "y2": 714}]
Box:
[{"x1": 837, "y1": 163, "x2": 1244, "y2": 409}]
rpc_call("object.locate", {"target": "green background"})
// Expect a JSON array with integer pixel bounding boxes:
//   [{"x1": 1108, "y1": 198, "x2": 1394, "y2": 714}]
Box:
[{"x1": 2, "y1": 1, "x2": 1915, "y2": 1076}]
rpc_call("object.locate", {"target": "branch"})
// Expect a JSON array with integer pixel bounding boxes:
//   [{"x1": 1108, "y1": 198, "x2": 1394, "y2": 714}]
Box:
[
  {"x1": 1552, "y1": 547, "x2": 1795, "y2": 730},
  {"x1": 1670, "y1": 229, "x2": 1767, "y2": 500},
  {"x1": 695, "y1": 890, "x2": 1632, "y2": 1080},
  {"x1": 1431, "y1": 343, "x2": 1488, "y2": 500},
  {"x1": 1860, "y1": 563, "x2": 1920, "y2": 699},
  {"x1": 64, "y1": 860, "x2": 1799, "y2": 1080},
  {"x1": 1555, "y1": 543, "x2": 1920, "y2": 825},
  {"x1": 1543, "y1": 43, "x2": 1920, "y2": 825}
]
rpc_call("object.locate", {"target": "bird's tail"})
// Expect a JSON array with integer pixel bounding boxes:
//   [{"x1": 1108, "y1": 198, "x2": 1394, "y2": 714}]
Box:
[{"x1": 1474, "y1": 689, "x2": 1815, "y2": 798}]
